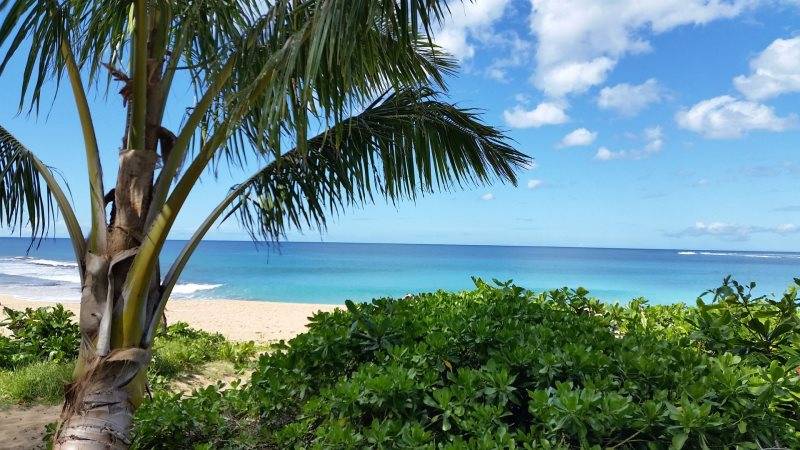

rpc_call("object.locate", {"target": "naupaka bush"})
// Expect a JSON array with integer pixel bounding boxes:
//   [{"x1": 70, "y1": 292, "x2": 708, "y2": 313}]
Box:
[{"x1": 133, "y1": 278, "x2": 800, "y2": 449}]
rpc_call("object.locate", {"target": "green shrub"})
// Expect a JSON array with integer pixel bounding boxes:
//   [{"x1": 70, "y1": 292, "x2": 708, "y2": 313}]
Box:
[
  {"x1": 149, "y1": 322, "x2": 258, "y2": 380},
  {"x1": 0, "y1": 360, "x2": 74, "y2": 404},
  {"x1": 133, "y1": 278, "x2": 800, "y2": 449},
  {"x1": 689, "y1": 276, "x2": 800, "y2": 364},
  {"x1": 0, "y1": 304, "x2": 80, "y2": 368}
]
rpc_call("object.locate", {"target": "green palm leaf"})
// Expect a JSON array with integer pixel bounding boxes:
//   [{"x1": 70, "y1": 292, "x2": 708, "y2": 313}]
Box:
[
  {"x1": 234, "y1": 86, "x2": 528, "y2": 241},
  {"x1": 0, "y1": 125, "x2": 84, "y2": 264},
  {"x1": 149, "y1": 86, "x2": 528, "y2": 344}
]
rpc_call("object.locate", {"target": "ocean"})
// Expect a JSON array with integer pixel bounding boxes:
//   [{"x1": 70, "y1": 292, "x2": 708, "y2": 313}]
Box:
[{"x1": 0, "y1": 237, "x2": 797, "y2": 305}]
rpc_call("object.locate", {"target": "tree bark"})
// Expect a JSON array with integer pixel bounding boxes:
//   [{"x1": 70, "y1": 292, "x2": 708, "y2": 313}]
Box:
[
  {"x1": 55, "y1": 58, "x2": 164, "y2": 450},
  {"x1": 54, "y1": 344, "x2": 150, "y2": 449},
  {"x1": 55, "y1": 11, "x2": 172, "y2": 448}
]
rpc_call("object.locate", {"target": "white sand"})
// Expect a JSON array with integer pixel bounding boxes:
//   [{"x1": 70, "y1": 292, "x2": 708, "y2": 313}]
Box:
[{"x1": 0, "y1": 296, "x2": 338, "y2": 342}]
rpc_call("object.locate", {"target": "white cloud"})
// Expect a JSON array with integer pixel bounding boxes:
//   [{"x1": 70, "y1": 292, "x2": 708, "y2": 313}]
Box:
[
  {"x1": 527, "y1": 179, "x2": 544, "y2": 189},
  {"x1": 668, "y1": 221, "x2": 799, "y2": 240},
  {"x1": 734, "y1": 36, "x2": 800, "y2": 100},
  {"x1": 529, "y1": 0, "x2": 751, "y2": 96},
  {"x1": 534, "y1": 57, "x2": 615, "y2": 97},
  {"x1": 675, "y1": 95, "x2": 796, "y2": 138},
  {"x1": 503, "y1": 101, "x2": 569, "y2": 128},
  {"x1": 481, "y1": 192, "x2": 495, "y2": 201},
  {"x1": 485, "y1": 35, "x2": 535, "y2": 82},
  {"x1": 594, "y1": 126, "x2": 664, "y2": 161},
  {"x1": 559, "y1": 128, "x2": 597, "y2": 147},
  {"x1": 597, "y1": 79, "x2": 663, "y2": 115},
  {"x1": 594, "y1": 146, "x2": 624, "y2": 161},
  {"x1": 643, "y1": 126, "x2": 664, "y2": 153},
  {"x1": 435, "y1": 0, "x2": 511, "y2": 61}
]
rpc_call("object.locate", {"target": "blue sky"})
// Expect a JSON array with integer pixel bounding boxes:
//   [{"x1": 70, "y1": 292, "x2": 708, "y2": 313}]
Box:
[{"x1": 1, "y1": 0, "x2": 799, "y2": 251}]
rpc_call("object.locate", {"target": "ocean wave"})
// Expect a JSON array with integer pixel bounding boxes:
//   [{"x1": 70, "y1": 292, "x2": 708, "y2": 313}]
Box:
[
  {"x1": 172, "y1": 283, "x2": 223, "y2": 295},
  {"x1": 17, "y1": 257, "x2": 79, "y2": 268},
  {"x1": 678, "y1": 251, "x2": 800, "y2": 259},
  {"x1": 0, "y1": 257, "x2": 81, "y2": 284}
]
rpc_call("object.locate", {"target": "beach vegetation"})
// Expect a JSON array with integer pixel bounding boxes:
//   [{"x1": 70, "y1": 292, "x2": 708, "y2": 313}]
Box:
[
  {"x1": 0, "y1": 360, "x2": 75, "y2": 404},
  {"x1": 0, "y1": 304, "x2": 259, "y2": 405},
  {"x1": 131, "y1": 278, "x2": 800, "y2": 449},
  {"x1": 0, "y1": 304, "x2": 79, "y2": 369},
  {"x1": 0, "y1": 0, "x2": 528, "y2": 444}
]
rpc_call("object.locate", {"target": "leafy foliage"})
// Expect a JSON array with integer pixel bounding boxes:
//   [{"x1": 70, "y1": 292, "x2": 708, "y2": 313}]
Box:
[
  {"x1": 0, "y1": 308, "x2": 258, "y2": 404},
  {"x1": 0, "y1": 126, "x2": 57, "y2": 241},
  {"x1": 0, "y1": 304, "x2": 79, "y2": 369},
  {"x1": 690, "y1": 275, "x2": 800, "y2": 364},
  {"x1": 132, "y1": 278, "x2": 800, "y2": 449},
  {"x1": 233, "y1": 87, "x2": 529, "y2": 241},
  {"x1": 149, "y1": 322, "x2": 258, "y2": 381}
]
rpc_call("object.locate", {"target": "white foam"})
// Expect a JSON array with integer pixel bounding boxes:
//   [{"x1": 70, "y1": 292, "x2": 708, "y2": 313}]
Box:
[
  {"x1": 172, "y1": 283, "x2": 222, "y2": 295},
  {"x1": 24, "y1": 257, "x2": 79, "y2": 268},
  {"x1": 0, "y1": 257, "x2": 81, "y2": 284},
  {"x1": 678, "y1": 251, "x2": 800, "y2": 259}
]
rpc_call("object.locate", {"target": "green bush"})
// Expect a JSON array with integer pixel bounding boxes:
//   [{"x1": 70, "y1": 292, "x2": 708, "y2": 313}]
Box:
[
  {"x1": 149, "y1": 322, "x2": 258, "y2": 380},
  {"x1": 0, "y1": 304, "x2": 80, "y2": 368},
  {"x1": 132, "y1": 278, "x2": 800, "y2": 449},
  {"x1": 0, "y1": 360, "x2": 74, "y2": 404}
]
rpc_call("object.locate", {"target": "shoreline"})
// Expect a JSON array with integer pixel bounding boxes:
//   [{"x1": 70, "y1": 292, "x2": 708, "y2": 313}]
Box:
[{"x1": 0, "y1": 295, "x2": 338, "y2": 342}]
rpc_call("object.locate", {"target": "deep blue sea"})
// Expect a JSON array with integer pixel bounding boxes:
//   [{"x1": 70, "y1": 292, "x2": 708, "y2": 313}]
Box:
[{"x1": 0, "y1": 237, "x2": 798, "y2": 304}]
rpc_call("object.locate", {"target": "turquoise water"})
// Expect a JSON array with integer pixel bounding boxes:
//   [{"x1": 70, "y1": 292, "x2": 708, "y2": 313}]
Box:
[{"x1": 0, "y1": 237, "x2": 798, "y2": 304}]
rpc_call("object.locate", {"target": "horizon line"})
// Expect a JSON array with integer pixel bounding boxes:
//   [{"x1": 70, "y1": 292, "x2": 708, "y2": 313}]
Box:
[{"x1": 1, "y1": 235, "x2": 798, "y2": 255}]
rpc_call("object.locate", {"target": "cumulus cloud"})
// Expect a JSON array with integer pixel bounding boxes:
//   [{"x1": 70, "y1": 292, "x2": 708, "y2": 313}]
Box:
[
  {"x1": 594, "y1": 147, "x2": 624, "y2": 161},
  {"x1": 527, "y1": 179, "x2": 544, "y2": 189},
  {"x1": 667, "y1": 221, "x2": 800, "y2": 240},
  {"x1": 503, "y1": 101, "x2": 569, "y2": 128},
  {"x1": 529, "y1": 0, "x2": 750, "y2": 97},
  {"x1": 675, "y1": 95, "x2": 796, "y2": 138},
  {"x1": 597, "y1": 79, "x2": 663, "y2": 115},
  {"x1": 734, "y1": 36, "x2": 800, "y2": 100},
  {"x1": 559, "y1": 128, "x2": 597, "y2": 147},
  {"x1": 534, "y1": 57, "x2": 615, "y2": 97},
  {"x1": 481, "y1": 192, "x2": 495, "y2": 201},
  {"x1": 435, "y1": 0, "x2": 511, "y2": 61},
  {"x1": 594, "y1": 126, "x2": 664, "y2": 161}
]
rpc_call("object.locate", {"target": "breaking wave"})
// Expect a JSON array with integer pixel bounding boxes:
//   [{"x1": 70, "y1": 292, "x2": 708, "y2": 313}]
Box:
[
  {"x1": 678, "y1": 251, "x2": 800, "y2": 260},
  {"x1": 172, "y1": 283, "x2": 223, "y2": 296}
]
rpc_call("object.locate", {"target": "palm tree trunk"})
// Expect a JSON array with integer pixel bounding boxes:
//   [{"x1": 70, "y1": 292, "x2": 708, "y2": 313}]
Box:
[
  {"x1": 54, "y1": 253, "x2": 154, "y2": 448},
  {"x1": 55, "y1": 21, "x2": 164, "y2": 443}
]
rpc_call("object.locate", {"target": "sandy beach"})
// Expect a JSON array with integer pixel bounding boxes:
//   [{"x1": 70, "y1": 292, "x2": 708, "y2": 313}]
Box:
[{"x1": 0, "y1": 296, "x2": 338, "y2": 342}]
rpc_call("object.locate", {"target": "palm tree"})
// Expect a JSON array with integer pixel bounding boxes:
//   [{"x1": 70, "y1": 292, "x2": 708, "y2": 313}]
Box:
[{"x1": 0, "y1": 0, "x2": 529, "y2": 447}]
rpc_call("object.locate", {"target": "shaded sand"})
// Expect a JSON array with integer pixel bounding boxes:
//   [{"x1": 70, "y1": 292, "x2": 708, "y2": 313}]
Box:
[
  {"x1": 0, "y1": 362, "x2": 248, "y2": 449},
  {"x1": 0, "y1": 296, "x2": 337, "y2": 342},
  {"x1": 0, "y1": 404, "x2": 59, "y2": 449}
]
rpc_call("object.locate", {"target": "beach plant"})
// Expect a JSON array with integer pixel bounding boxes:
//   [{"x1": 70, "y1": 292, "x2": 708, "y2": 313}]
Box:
[
  {"x1": 0, "y1": 304, "x2": 80, "y2": 368},
  {"x1": 0, "y1": 305, "x2": 258, "y2": 404},
  {"x1": 0, "y1": 0, "x2": 529, "y2": 446},
  {"x1": 130, "y1": 278, "x2": 800, "y2": 449}
]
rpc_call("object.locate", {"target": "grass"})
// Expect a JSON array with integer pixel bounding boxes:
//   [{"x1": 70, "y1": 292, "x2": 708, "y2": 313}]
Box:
[
  {"x1": 0, "y1": 361, "x2": 74, "y2": 405},
  {"x1": 0, "y1": 307, "x2": 263, "y2": 405}
]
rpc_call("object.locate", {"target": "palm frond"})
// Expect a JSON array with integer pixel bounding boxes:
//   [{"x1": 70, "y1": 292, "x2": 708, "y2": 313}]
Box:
[
  {"x1": 0, "y1": 0, "x2": 72, "y2": 111},
  {"x1": 151, "y1": 86, "x2": 526, "y2": 340},
  {"x1": 184, "y1": 0, "x2": 457, "y2": 171},
  {"x1": 233, "y1": 86, "x2": 529, "y2": 242},
  {"x1": 0, "y1": 125, "x2": 84, "y2": 261}
]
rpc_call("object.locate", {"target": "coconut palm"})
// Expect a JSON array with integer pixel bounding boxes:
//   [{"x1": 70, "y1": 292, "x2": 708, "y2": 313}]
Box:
[{"x1": 0, "y1": 0, "x2": 529, "y2": 447}]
